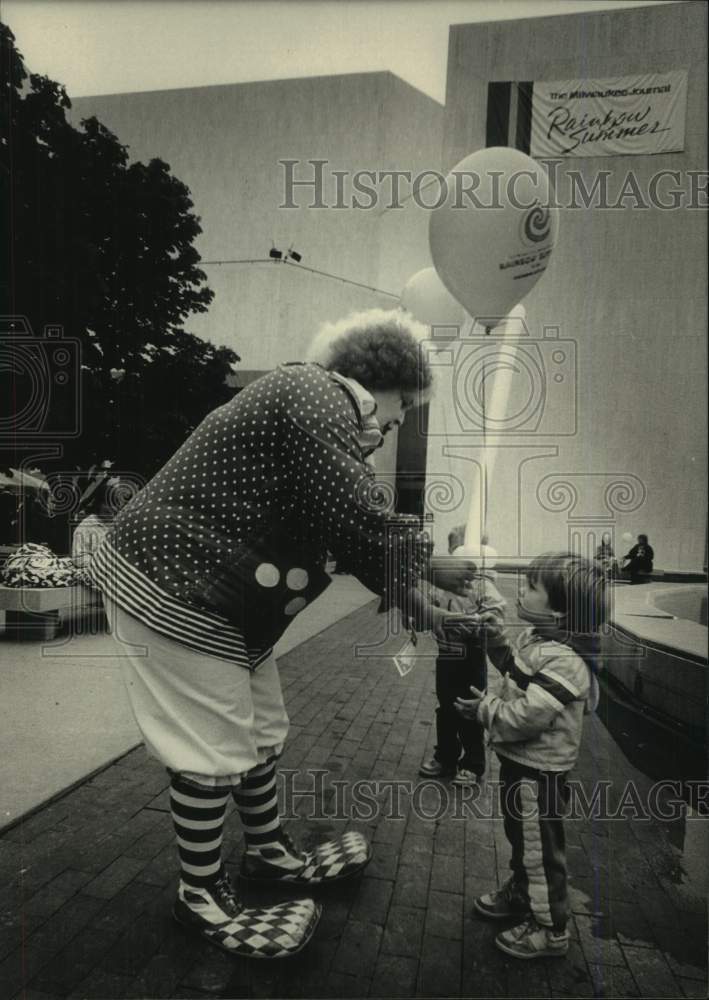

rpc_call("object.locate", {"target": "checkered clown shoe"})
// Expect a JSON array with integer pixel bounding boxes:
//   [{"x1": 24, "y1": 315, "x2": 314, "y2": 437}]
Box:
[
  {"x1": 173, "y1": 871, "x2": 321, "y2": 959},
  {"x1": 240, "y1": 829, "x2": 372, "y2": 886}
]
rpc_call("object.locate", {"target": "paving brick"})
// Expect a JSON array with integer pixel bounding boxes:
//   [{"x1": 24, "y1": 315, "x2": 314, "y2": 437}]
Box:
[
  {"x1": 424, "y1": 889, "x2": 463, "y2": 941},
  {"x1": 280, "y1": 938, "x2": 337, "y2": 998},
  {"x1": 372, "y1": 817, "x2": 406, "y2": 847},
  {"x1": 404, "y1": 813, "x2": 436, "y2": 841},
  {"x1": 99, "y1": 907, "x2": 171, "y2": 977},
  {"x1": 178, "y1": 948, "x2": 240, "y2": 996},
  {"x1": 314, "y1": 895, "x2": 354, "y2": 942},
  {"x1": 123, "y1": 947, "x2": 200, "y2": 999},
  {"x1": 621, "y1": 944, "x2": 684, "y2": 997},
  {"x1": 122, "y1": 822, "x2": 174, "y2": 863},
  {"x1": 134, "y1": 844, "x2": 178, "y2": 887},
  {"x1": 678, "y1": 976, "x2": 709, "y2": 998},
  {"x1": 430, "y1": 852, "x2": 465, "y2": 895},
  {"x1": 349, "y1": 875, "x2": 393, "y2": 926},
  {"x1": 417, "y1": 933, "x2": 461, "y2": 997},
  {"x1": 545, "y1": 939, "x2": 594, "y2": 995},
  {"x1": 325, "y1": 970, "x2": 372, "y2": 997},
  {"x1": 433, "y1": 819, "x2": 465, "y2": 856},
  {"x1": 391, "y1": 863, "x2": 430, "y2": 909},
  {"x1": 92, "y1": 880, "x2": 163, "y2": 937},
  {"x1": 0, "y1": 894, "x2": 105, "y2": 998},
  {"x1": 400, "y1": 833, "x2": 433, "y2": 863},
  {"x1": 331, "y1": 919, "x2": 382, "y2": 976},
  {"x1": 22, "y1": 869, "x2": 94, "y2": 921},
  {"x1": 82, "y1": 856, "x2": 147, "y2": 899},
  {"x1": 369, "y1": 953, "x2": 418, "y2": 997},
  {"x1": 463, "y1": 842, "x2": 498, "y2": 881},
  {"x1": 650, "y1": 918, "x2": 708, "y2": 979},
  {"x1": 381, "y1": 904, "x2": 425, "y2": 958},
  {"x1": 366, "y1": 841, "x2": 398, "y2": 881},
  {"x1": 574, "y1": 914, "x2": 628, "y2": 967},
  {"x1": 506, "y1": 959, "x2": 553, "y2": 997},
  {"x1": 461, "y1": 916, "x2": 509, "y2": 997},
  {"x1": 28, "y1": 929, "x2": 116, "y2": 995},
  {"x1": 587, "y1": 962, "x2": 641, "y2": 997}
]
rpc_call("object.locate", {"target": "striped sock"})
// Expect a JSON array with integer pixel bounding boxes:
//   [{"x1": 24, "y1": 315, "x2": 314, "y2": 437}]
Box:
[
  {"x1": 170, "y1": 774, "x2": 229, "y2": 887},
  {"x1": 233, "y1": 759, "x2": 304, "y2": 870}
]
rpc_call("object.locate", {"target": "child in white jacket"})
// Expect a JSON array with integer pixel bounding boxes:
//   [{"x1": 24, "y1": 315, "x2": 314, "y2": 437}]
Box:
[{"x1": 456, "y1": 553, "x2": 606, "y2": 960}]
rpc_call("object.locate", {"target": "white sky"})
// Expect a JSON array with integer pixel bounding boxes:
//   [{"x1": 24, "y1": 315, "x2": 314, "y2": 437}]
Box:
[{"x1": 0, "y1": 0, "x2": 682, "y2": 104}]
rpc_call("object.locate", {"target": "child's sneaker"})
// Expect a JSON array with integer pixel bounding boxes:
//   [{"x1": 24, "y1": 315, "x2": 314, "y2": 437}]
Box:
[
  {"x1": 495, "y1": 917, "x2": 569, "y2": 960},
  {"x1": 450, "y1": 767, "x2": 480, "y2": 787},
  {"x1": 473, "y1": 877, "x2": 531, "y2": 920},
  {"x1": 418, "y1": 756, "x2": 454, "y2": 778}
]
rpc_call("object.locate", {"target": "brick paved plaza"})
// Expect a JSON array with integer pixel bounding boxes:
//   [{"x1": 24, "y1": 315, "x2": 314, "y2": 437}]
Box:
[{"x1": 1, "y1": 590, "x2": 707, "y2": 999}]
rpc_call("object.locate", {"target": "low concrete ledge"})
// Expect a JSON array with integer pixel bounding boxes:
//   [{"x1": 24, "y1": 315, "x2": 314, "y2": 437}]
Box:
[
  {"x1": 602, "y1": 583, "x2": 708, "y2": 736},
  {"x1": 0, "y1": 583, "x2": 97, "y2": 614}
]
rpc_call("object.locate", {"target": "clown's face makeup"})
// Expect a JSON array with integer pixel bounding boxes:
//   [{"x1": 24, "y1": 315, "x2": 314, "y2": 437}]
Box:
[{"x1": 369, "y1": 389, "x2": 418, "y2": 436}]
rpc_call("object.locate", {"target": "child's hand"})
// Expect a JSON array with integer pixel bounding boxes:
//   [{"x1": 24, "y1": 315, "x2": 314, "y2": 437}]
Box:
[
  {"x1": 455, "y1": 685, "x2": 485, "y2": 719},
  {"x1": 477, "y1": 610, "x2": 506, "y2": 641}
]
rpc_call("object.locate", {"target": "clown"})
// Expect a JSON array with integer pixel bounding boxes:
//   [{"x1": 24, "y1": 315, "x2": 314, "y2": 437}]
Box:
[{"x1": 91, "y1": 308, "x2": 453, "y2": 958}]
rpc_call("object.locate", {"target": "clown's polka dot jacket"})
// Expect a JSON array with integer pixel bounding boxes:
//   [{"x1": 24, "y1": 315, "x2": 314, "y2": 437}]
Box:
[{"x1": 91, "y1": 363, "x2": 428, "y2": 668}]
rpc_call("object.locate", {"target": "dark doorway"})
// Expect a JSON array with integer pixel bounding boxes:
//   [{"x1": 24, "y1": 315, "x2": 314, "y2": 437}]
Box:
[{"x1": 395, "y1": 403, "x2": 429, "y2": 515}]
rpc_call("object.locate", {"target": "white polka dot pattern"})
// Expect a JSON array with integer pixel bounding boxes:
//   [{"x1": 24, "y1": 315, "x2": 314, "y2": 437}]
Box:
[{"x1": 89, "y1": 363, "x2": 427, "y2": 667}]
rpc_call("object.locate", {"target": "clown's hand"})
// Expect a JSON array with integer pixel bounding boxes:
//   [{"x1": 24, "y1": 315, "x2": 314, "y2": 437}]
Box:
[
  {"x1": 454, "y1": 685, "x2": 485, "y2": 720},
  {"x1": 441, "y1": 613, "x2": 481, "y2": 639}
]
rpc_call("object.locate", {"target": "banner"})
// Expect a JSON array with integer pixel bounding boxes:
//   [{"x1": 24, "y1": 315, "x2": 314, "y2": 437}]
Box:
[{"x1": 530, "y1": 70, "x2": 688, "y2": 158}]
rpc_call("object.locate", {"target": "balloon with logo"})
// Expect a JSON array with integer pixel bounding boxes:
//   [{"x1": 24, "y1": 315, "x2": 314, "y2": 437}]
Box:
[
  {"x1": 429, "y1": 147, "x2": 559, "y2": 324},
  {"x1": 401, "y1": 267, "x2": 467, "y2": 332},
  {"x1": 480, "y1": 301, "x2": 527, "y2": 335}
]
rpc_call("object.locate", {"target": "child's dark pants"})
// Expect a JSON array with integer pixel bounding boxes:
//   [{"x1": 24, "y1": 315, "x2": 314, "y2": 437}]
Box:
[
  {"x1": 498, "y1": 755, "x2": 570, "y2": 931},
  {"x1": 434, "y1": 649, "x2": 487, "y2": 775}
]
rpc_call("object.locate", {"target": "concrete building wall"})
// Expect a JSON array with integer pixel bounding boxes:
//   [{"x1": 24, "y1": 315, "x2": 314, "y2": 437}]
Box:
[
  {"x1": 423, "y1": 2, "x2": 707, "y2": 569},
  {"x1": 70, "y1": 72, "x2": 443, "y2": 488},
  {"x1": 71, "y1": 72, "x2": 442, "y2": 366}
]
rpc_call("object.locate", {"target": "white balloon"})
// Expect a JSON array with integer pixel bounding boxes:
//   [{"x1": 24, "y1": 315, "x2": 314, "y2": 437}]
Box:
[
  {"x1": 429, "y1": 147, "x2": 559, "y2": 323},
  {"x1": 401, "y1": 267, "x2": 467, "y2": 331},
  {"x1": 622, "y1": 532, "x2": 634, "y2": 543},
  {"x1": 485, "y1": 302, "x2": 527, "y2": 335}
]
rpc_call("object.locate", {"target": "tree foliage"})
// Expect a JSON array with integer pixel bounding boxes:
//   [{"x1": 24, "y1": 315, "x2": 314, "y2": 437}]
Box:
[{"x1": 1, "y1": 23, "x2": 239, "y2": 477}]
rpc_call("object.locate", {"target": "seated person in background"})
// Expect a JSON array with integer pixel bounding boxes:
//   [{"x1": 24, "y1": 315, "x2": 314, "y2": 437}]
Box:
[
  {"x1": 448, "y1": 523, "x2": 466, "y2": 554},
  {"x1": 418, "y1": 551, "x2": 506, "y2": 786},
  {"x1": 621, "y1": 533, "x2": 654, "y2": 584},
  {"x1": 594, "y1": 532, "x2": 618, "y2": 579}
]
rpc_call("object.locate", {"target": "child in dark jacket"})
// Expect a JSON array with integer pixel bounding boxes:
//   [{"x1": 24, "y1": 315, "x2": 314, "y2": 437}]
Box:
[
  {"x1": 418, "y1": 553, "x2": 506, "y2": 786},
  {"x1": 455, "y1": 553, "x2": 606, "y2": 960}
]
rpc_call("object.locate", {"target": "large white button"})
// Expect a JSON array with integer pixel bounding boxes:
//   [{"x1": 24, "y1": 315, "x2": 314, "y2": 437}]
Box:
[
  {"x1": 255, "y1": 563, "x2": 280, "y2": 588},
  {"x1": 286, "y1": 568, "x2": 309, "y2": 591}
]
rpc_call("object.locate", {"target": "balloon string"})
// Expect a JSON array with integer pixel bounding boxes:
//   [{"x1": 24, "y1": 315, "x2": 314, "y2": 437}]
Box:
[{"x1": 482, "y1": 325, "x2": 491, "y2": 539}]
